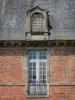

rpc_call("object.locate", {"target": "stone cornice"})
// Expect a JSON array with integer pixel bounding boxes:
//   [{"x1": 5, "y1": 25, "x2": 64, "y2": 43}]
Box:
[{"x1": 0, "y1": 40, "x2": 75, "y2": 47}]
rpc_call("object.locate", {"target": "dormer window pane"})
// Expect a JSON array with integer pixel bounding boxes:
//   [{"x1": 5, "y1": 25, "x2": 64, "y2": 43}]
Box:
[{"x1": 31, "y1": 13, "x2": 44, "y2": 32}]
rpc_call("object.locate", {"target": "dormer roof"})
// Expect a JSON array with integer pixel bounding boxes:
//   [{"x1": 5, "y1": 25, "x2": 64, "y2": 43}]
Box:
[{"x1": 26, "y1": 6, "x2": 49, "y2": 13}]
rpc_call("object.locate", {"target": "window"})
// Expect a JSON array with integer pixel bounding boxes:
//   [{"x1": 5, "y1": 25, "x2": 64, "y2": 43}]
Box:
[
  {"x1": 31, "y1": 13, "x2": 44, "y2": 32},
  {"x1": 28, "y1": 49, "x2": 48, "y2": 95}
]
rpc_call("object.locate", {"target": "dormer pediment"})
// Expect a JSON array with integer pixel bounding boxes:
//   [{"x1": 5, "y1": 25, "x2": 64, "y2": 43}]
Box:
[{"x1": 26, "y1": 6, "x2": 48, "y2": 14}]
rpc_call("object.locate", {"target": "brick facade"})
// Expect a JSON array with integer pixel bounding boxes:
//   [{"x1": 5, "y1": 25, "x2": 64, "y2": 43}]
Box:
[
  {"x1": 0, "y1": 47, "x2": 75, "y2": 100},
  {"x1": 50, "y1": 47, "x2": 75, "y2": 82}
]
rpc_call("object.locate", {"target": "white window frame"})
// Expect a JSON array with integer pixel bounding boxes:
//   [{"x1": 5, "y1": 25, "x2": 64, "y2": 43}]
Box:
[{"x1": 28, "y1": 48, "x2": 49, "y2": 96}]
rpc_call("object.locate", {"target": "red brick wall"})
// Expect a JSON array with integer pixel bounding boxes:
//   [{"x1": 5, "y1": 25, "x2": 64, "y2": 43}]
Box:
[
  {"x1": 0, "y1": 48, "x2": 25, "y2": 83},
  {"x1": 0, "y1": 47, "x2": 75, "y2": 100},
  {"x1": 0, "y1": 86, "x2": 75, "y2": 100},
  {"x1": 50, "y1": 47, "x2": 75, "y2": 82},
  {"x1": 50, "y1": 86, "x2": 75, "y2": 100},
  {"x1": 0, "y1": 86, "x2": 26, "y2": 100}
]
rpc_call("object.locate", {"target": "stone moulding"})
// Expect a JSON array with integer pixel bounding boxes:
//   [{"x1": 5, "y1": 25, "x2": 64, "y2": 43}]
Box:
[
  {"x1": 49, "y1": 82, "x2": 75, "y2": 86},
  {"x1": 0, "y1": 82, "x2": 75, "y2": 86},
  {"x1": 0, "y1": 40, "x2": 75, "y2": 47},
  {"x1": 0, "y1": 83, "x2": 25, "y2": 86}
]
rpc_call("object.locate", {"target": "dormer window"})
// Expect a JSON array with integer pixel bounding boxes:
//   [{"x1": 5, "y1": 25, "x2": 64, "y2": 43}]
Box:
[
  {"x1": 31, "y1": 13, "x2": 44, "y2": 32},
  {"x1": 26, "y1": 6, "x2": 50, "y2": 40}
]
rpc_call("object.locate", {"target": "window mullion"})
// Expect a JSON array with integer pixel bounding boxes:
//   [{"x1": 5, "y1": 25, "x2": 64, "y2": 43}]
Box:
[
  {"x1": 36, "y1": 51, "x2": 39, "y2": 82},
  {"x1": 35, "y1": 51, "x2": 39, "y2": 94}
]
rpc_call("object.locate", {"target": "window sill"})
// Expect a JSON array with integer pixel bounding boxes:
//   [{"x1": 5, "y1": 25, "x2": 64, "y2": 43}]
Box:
[{"x1": 26, "y1": 95, "x2": 49, "y2": 98}]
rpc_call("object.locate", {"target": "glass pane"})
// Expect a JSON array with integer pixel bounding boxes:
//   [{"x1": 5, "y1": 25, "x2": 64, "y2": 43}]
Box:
[
  {"x1": 33, "y1": 66, "x2": 36, "y2": 70},
  {"x1": 43, "y1": 56, "x2": 46, "y2": 59},
  {"x1": 33, "y1": 51, "x2": 36, "y2": 56},
  {"x1": 39, "y1": 79, "x2": 43, "y2": 82},
  {"x1": 39, "y1": 56, "x2": 47, "y2": 59},
  {"x1": 29, "y1": 62, "x2": 32, "y2": 66},
  {"x1": 43, "y1": 66, "x2": 46, "y2": 70},
  {"x1": 43, "y1": 75, "x2": 46, "y2": 79},
  {"x1": 43, "y1": 51, "x2": 46, "y2": 56},
  {"x1": 43, "y1": 62, "x2": 46, "y2": 67},
  {"x1": 29, "y1": 67, "x2": 33, "y2": 70},
  {"x1": 29, "y1": 75, "x2": 32, "y2": 79},
  {"x1": 39, "y1": 56, "x2": 42, "y2": 59},
  {"x1": 29, "y1": 52, "x2": 32, "y2": 56},
  {"x1": 43, "y1": 80, "x2": 46, "y2": 83},
  {"x1": 29, "y1": 71, "x2": 32, "y2": 74},
  {"x1": 40, "y1": 62, "x2": 42, "y2": 66},
  {"x1": 43, "y1": 71, "x2": 46, "y2": 74},
  {"x1": 33, "y1": 71, "x2": 36, "y2": 75},
  {"x1": 40, "y1": 71, "x2": 43, "y2": 74},
  {"x1": 33, "y1": 62, "x2": 36, "y2": 66},
  {"x1": 39, "y1": 66, "x2": 43, "y2": 70},
  {"x1": 33, "y1": 56, "x2": 36, "y2": 59},
  {"x1": 29, "y1": 56, "x2": 32, "y2": 59},
  {"x1": 29, "y1": 79, "x2": 32, "y2": 83},
  {"x1": 39, "y1": 52, "x2": 42, "y2": 56},
  {"x1": 40, "y1": 75, "x2": 43, "y2": 79},
  {"x1": 28, "y1": 51, "x2": 36, "y2": 59},
  {"x1": 33, "y1": 75, "x2": 36, "y2": 79}
]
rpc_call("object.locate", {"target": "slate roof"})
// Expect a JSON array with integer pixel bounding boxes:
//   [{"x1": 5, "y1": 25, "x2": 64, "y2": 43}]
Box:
[{"x1": 0, "y1": 0, "x2": 75, "y2": 40}]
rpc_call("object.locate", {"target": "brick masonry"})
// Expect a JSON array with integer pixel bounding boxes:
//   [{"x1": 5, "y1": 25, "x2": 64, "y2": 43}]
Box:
[
  {"x1": 50, "y1": 47, "x2": 75, "y2": 82},
  {"x1": 0, "y1": 47, "x2": 75, "y2": 100},
  {"x1": 0, "y1": 48, "x2": 25, "y2": 83}
]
